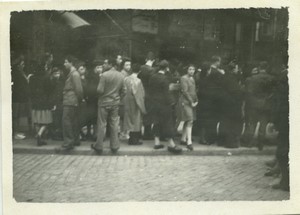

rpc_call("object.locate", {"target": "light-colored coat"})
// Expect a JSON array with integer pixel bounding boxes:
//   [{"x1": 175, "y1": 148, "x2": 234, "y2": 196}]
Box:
[
  {"x1": 63, "y1": 67, "x2": 83, "y2": 107},
  {"x1": 123, "y1": 73, "x2": 146, "y2": 132},
  {"x1": 97, "y1": 67, "x2": 126, "y2": 107}
]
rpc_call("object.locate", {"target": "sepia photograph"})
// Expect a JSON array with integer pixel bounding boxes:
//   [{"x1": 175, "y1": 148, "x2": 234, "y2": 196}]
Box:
[{"x1": 1, "y1": 0, "x2": 300, "y2": 214}]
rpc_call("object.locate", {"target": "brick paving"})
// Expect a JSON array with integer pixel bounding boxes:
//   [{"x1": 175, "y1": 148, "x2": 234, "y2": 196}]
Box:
[{"x1": 13, "y1": 154, "x2": 289, "y2": 202}]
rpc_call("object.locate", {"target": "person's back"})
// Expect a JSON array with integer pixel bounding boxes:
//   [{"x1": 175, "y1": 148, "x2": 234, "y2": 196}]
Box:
[
  {"x1": 93, "y1": 65, "x2": 126, "y2": 154},
  {"x1": 30, "y1": 73, "x2": 52, "y2": 110},
  {"x1": 138, "y1": 65, "x2": 155, "y2": 94},
  {"x1": 97, "y1": 67, "x2": 125, "y2": 107},
  {"x1": 148, "y1": 72, "x2": 172, "y2": 106},
  {"x1": 245, "y1": 71, "x2": 274, "y2": 110}
]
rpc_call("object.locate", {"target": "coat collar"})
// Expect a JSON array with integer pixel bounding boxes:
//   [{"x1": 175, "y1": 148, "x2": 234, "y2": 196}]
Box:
[{"x1": 67, "y1": 66, "x2": 77, "y2": 78}]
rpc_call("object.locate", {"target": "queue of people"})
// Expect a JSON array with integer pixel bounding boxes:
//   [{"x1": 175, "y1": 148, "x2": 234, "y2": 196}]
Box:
[
  {"x1": 11, "y1": 52, "x2": 287, "y2": 150},
  {"x1": 12, "y1": 50, "x2": 289, "y2": 190},
  {"x1": 11, "y1": 51, "x2": 289, "y2": 190}
]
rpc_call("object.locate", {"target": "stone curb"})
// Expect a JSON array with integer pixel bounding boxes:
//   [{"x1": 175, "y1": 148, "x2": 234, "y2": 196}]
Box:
[{"x1": 13, "y1": 147, "x2": 276, "y2": 156}]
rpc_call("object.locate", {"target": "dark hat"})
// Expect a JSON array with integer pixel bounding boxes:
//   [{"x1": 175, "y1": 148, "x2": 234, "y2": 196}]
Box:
[{"x1": 140, "y1": 65, "x2": 154, "y2": 73}]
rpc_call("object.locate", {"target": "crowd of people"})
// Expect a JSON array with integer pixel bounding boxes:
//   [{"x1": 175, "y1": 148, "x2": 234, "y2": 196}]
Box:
[{"x1": 11, "y1": 51, "x2": 289, "y2": 191}]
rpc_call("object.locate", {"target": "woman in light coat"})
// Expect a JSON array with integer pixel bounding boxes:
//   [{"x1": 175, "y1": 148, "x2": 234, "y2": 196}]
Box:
[{"x1": 123, "y1": 64, "x2": 146, "y2": 145}]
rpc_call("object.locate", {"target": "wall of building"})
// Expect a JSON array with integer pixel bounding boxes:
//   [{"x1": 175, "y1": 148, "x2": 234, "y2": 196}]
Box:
[{"x1": 10, "y1": 9, "x2": 288, "y2": 71}]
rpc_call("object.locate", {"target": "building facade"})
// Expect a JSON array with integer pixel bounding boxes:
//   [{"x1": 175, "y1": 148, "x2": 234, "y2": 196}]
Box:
[{"x1": 10, "y1": 9, "x2": 288, "y2": 70}]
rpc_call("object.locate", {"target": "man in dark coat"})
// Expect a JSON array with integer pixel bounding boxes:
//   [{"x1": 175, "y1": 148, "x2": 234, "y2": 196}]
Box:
[
  {"x1": 148, "y1": 60, "x2": 182, "y2": 154},
  {"x1": 138, "y1": 64, "x2": 155, "y2": 140},
  {"x1": 219, "y1": 62, "x2": 244, "y2": 148},
  {"x1": 49, "y1": 67, "x2": 64, "y2": 141},
  {"x1": 196, "y1": 62, "x2": 212, "y2": 145},
  {"x1": 81, "y1": 61, "x2": 102, "y2": 141},
  {"x1": 245, "y1": 61, "x2": 275, "y2": 150},
  {"x1": 204, "y1": 56, "x2": 226, "y2": 145}
]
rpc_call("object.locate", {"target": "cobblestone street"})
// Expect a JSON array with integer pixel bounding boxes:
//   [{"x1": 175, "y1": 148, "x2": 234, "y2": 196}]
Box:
[{"x1": 13, "y1": 154, "x2": 289, "y2": 202}]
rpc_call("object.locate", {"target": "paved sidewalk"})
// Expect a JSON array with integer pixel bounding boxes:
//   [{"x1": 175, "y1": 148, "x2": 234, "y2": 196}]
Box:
[
  {"x1": 13, "y1": 138, "x2": 276, "y2": 156},
  {"x1": 13, "y1": 154, "x2": 289, "y2": 202}
]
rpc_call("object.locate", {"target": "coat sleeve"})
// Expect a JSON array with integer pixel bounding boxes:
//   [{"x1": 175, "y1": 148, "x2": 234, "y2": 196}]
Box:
[
  {"x1": 119, "y1": 78, "x2": 126, "y2": 100},
  {"x1": 180, "y1": 76, "x2": 193, "y2": 105},
  {"x1": 133, "y1": 80, "x2": 146, "y2": 114},
  {"x1": 97, "y1": 76, "x2": 105, "y2": 95},
  {"x1": 71, "y1": 72, "x2": 83, "y2": 101}
]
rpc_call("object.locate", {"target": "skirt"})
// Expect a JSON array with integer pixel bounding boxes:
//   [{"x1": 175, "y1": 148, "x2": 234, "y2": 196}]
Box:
[
  {"x1": 177, "y1": 102, "x2": 196, "y2": 122},
  {"x1": 32, "y1": 110, "x2": 53, "y2": 124}
]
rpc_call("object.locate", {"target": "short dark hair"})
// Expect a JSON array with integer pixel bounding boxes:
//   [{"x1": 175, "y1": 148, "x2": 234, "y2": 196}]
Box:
[
  {"x1": 211, "y1": 55, "x2": 221, "y2": 64},
  {"x1": 131, "y1": 63, "x2": 141, "y2": 73},
  {"x1": 121, "y1": 57, "x2": 131, "y2": 69},
  {"x1": 184, "y1": 64, "x2": 196, "y2": 74},
  {"x1": 65, "y1": 55, "x2": 78, "y2": 65},
  {"x1": 158, "y1": 60, "x2": 169, "y2": 71},
  {"x1": 200, "y1": 61, "x2": 211, "y2": 77},
  {"x1": 52, "y1": 67, "x2": 61, "y2": 74},
  {"x1": 76, "y1": 61, "x2": 86, "y2": 70},
  {"x1": 106, "y1": 57, "x2": 117, "y2": 67}
]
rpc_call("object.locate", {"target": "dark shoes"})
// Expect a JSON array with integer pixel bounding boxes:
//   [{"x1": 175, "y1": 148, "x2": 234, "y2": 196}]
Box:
[
  {"x1": 257, "y1": 142, "x2": 264, "y2": 151},
  {"x1": 186, "y1": 144, "x2": 194, "y2": 151},
  {"x1": 111, "y1": 148, "x2": 119, "y2": 154},
  {"x1": 180, "y1": 141, "x2": 187, "y2": 146},
  {"x1": 91, "y1": 143, "x2": 103, "y2": 155},
  {"x1": 250, "y1": 139, "x2": 264, "y2": 151},
  {"x1": 37, "y1": 135, "x2": 47, "y2": 146},
  {"x1": 167, "y1": 146, "x2": 182, "y2": 154},
  {"x1": 91, "y1": 144, "x2": 119, "y2": 154},
  {"x1": 154, "y1": 145, "x2": 165, "y2": 150}
]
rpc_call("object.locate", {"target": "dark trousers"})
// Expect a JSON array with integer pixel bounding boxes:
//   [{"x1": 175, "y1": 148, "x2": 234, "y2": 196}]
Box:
[
  {"x1": 205, "y1": 110, "x2": 221, "y2": 144},
  {"x1": 95, "y1": 105, "x2": 120, "y2": 150},
  {"x1": 52, "y1": 107, "x2": 63, "y2": 139},
  {"x1": 62, "y1": 105, "x2": 80, "y2": 148},
  {"x1": 219, "y1": 115, "x2": 242, "y2": 148}
]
